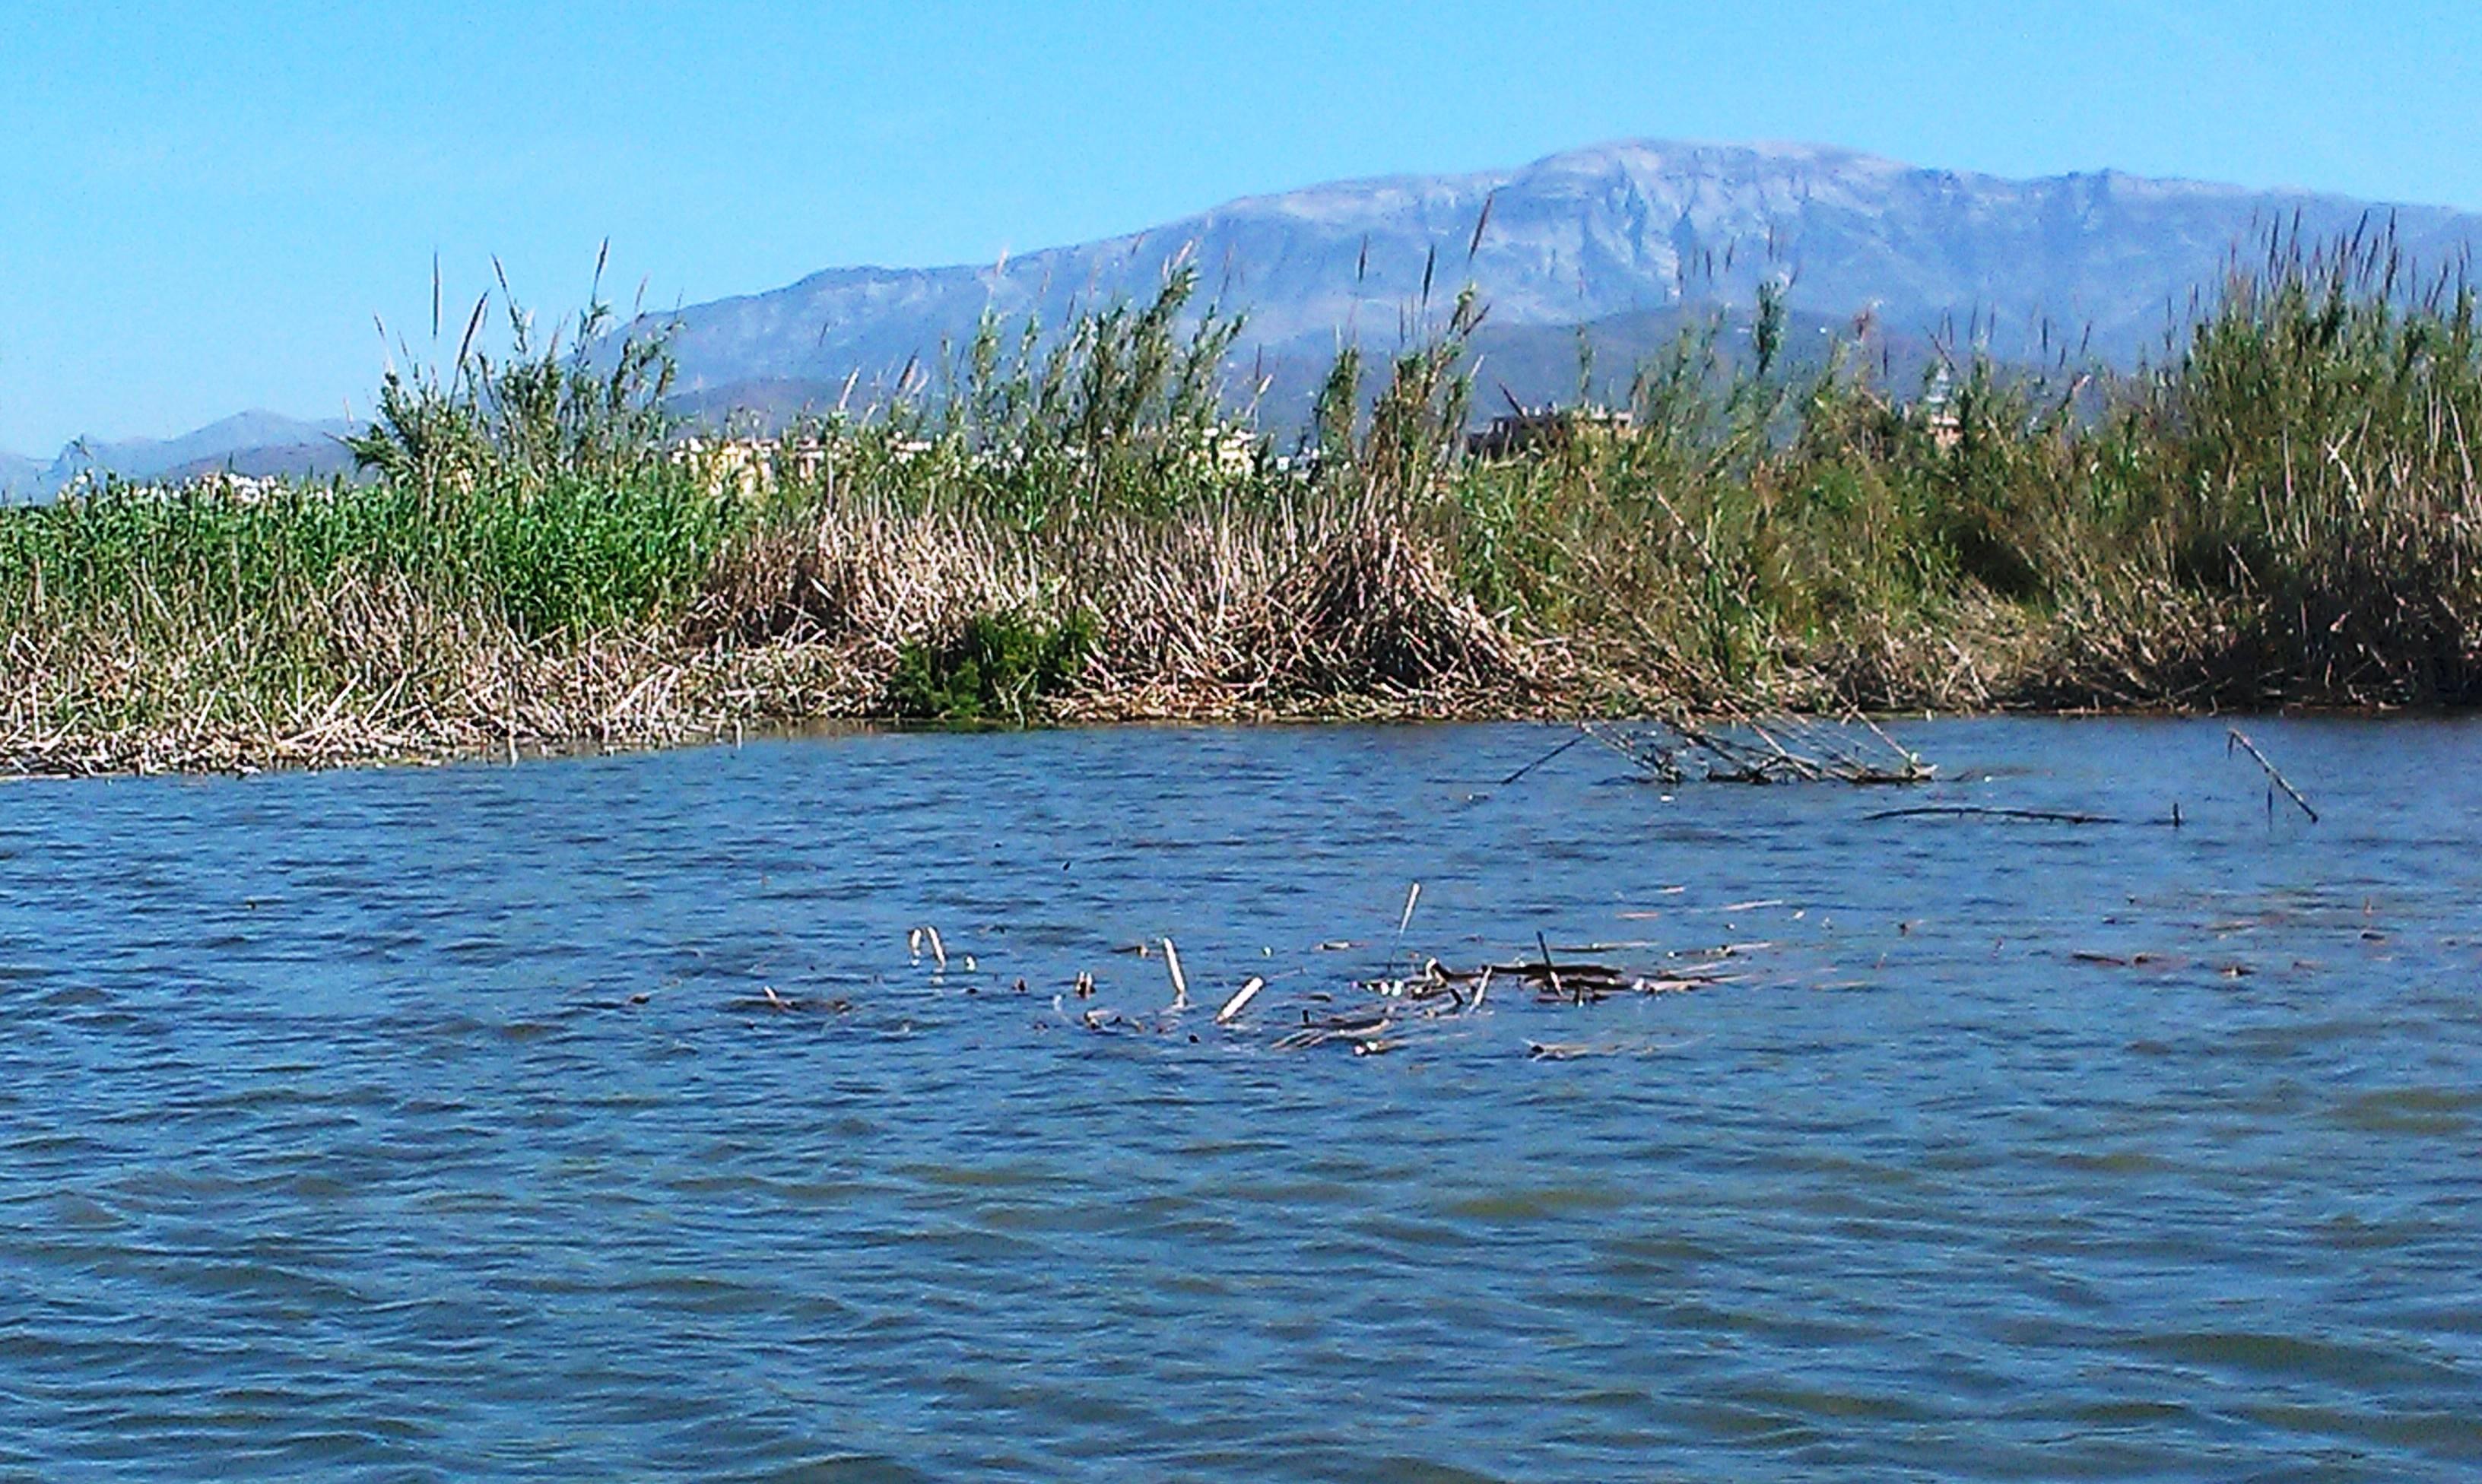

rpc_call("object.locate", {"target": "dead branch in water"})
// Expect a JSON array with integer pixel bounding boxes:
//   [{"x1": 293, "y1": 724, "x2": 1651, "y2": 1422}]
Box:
[
  {"x1": 1589, "y1": 713, "x2": 1933, "y2": 785},
  {"x1": 2226, "y1": 727, "x2": 2319, "y2": 823},
  {"x1": 1868, "y1": 804, "x2": 2122, "y2": 825},
  {"x1": 1497, "y1": 728, "x2": 1592, "y2": 785}
]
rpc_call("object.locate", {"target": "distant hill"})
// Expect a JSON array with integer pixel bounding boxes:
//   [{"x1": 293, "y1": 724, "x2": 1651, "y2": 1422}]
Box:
[
  {"x1": 5, "y1": 411, "x2": 356, "y2": 500},
  {"x1": 0, "y1": 449, "x2": 41, "y2": 501},
  {"x1": 643, "y1": 138, "x2": 2482, "y2": 428}
]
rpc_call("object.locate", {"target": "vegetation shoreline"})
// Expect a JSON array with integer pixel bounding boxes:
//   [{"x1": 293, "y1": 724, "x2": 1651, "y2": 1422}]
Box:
[{"x1": 7, "y1": 231, "x2": 2480, "y2": 775}]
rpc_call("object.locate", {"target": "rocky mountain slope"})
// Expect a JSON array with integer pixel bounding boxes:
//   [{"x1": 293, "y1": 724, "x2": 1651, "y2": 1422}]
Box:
[{"x1": 649, "y1": 138, "x2": 2482, "y2": 422}]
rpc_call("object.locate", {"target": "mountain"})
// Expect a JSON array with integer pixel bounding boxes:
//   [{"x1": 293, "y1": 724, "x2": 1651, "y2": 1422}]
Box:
[
  {"x1": 0, "y1": 449, "x2": 41, "y2": 502},
  {"x1": 10, "y1": 411, "x2": 357, "y2": 499},
  {"x1": 646, "y1": 139, "x2": 2482, "y2": 426}
]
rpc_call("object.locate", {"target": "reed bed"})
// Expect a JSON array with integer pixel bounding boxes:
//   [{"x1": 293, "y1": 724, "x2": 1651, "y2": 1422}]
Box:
[{"x1": 5, "y1": 232, "x2": 2480, "y2": 773}]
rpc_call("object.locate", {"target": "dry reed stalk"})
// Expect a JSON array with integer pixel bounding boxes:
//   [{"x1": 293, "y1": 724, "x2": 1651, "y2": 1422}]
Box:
[
  {"x1": 1215, "y1": 975, "x2": 1264, "y2": 1025},
  {"x1": 1161, "y1": 937, "x2": 1189, "y2": 1010}
]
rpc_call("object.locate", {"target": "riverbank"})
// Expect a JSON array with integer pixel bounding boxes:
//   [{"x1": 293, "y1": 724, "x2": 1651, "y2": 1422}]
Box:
[{"x1": 5, "y1": 233, "x2": 2477, "y2": 773}]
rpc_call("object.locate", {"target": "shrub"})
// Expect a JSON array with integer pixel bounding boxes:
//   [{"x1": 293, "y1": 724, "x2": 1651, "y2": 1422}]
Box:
[{"x1": 889, "y1": 608, "x2": 1098, "y2": 725}]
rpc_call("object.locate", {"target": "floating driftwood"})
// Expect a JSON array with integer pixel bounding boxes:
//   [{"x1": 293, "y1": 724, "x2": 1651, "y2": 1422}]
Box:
[
  {"x1": 1868, "y1": 804, "x2": 2121, "y2": 825},
  {"x1": 1353, "y1": 950, "x2": 1726, "y2": 1009},
  {"x1": 1274, "y1": 1010, "x2": 1397, "y2": 1051},
  {"x1": 732, "y1": 986, "x2": 853, "y2": 1015},
  {"x1": 885, "y1": 905, "x2": 1758, "y2": 1061}
]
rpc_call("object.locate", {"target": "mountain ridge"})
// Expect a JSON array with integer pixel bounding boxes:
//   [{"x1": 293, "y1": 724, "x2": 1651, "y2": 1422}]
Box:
[
  {"x1": 2, "y1": 411, "x2": 356, "y2": 501},
  {"x1": 646, "y1": 138, "x2": 2482, "y2": 420}
]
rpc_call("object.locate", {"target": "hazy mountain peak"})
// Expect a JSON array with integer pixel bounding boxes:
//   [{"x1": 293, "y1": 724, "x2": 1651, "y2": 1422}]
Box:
[{"x1": 5, "y1": 408, "x2": 359, "y2": 498}]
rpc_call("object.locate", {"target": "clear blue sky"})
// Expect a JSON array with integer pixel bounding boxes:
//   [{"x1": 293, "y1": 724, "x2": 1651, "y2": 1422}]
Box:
[{"x1": 1, "y1": 0, "x2": 2474, "y2": 452}]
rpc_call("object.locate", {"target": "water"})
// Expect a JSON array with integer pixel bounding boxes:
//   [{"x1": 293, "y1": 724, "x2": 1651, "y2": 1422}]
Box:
[{"x1": 2, "y1": 718, "x2": 2477, "y2": 1481}]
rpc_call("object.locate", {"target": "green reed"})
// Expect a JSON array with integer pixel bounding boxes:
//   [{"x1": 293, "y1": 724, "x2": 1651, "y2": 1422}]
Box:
[{"x1": 3, "y1": 225, "x2": 2480, "y2": 771}]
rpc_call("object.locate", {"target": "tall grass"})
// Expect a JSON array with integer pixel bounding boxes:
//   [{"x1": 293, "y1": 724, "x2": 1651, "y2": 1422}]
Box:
[{"x1": 2, "y1": 228, "x2": 2478, "y2": 772}]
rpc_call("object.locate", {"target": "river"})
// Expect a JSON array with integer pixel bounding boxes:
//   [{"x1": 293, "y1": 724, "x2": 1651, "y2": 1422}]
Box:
[{"x1": 3, "y1": 718, "x2": 2477, "y2": 1479}]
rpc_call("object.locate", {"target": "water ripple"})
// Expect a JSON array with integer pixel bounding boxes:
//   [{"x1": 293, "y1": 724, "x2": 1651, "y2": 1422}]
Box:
[{"x1": 3, "y1": 718, "x2": 2480, "y2": 1479}]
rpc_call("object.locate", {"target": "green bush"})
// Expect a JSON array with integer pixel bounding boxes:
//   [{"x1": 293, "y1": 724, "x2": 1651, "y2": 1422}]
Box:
[{"x1": 890, "y1": 608, "x2": 1098, "y2": 725}]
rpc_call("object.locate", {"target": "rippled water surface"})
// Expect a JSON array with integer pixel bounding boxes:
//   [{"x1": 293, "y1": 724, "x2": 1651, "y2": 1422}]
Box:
[{"x1": 4, "y1": 718, "x2": 2480, "y2": 1480}]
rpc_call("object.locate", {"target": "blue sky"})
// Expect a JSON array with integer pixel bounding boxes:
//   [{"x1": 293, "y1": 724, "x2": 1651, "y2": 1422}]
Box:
[{"x1": 0, "y1": 0, "x2": 2474, "y2": 451}]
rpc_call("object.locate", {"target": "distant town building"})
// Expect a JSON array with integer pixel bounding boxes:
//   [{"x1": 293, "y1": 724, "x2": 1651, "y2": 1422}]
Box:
[{"x1": 1919, "y1": 366, "x2": 1962, "y2": 451}]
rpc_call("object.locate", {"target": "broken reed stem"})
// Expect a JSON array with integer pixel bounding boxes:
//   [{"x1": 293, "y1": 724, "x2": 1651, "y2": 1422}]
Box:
[
  {"x1": 1216, "y1": 975, "x2": 1264, "y2": 1025},
  {"x1": 1162, "y1": 936, "x2": 1189, "y2": 1010},
  {"x1": 1394, "y1": 882, "x2": 1421, "y2": 953}
]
